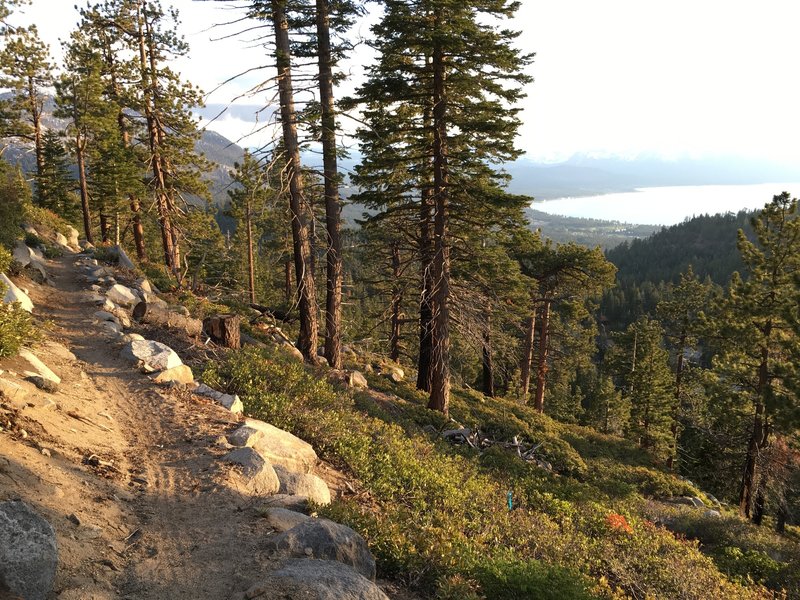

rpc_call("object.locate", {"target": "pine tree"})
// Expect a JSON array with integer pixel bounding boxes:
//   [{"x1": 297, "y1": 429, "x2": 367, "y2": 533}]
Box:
[
  {"x1": 55, "y1": 27, "x2": 121, "y2": 244},
  {"x1": 227, "y1": 151, "x2": 273, "y2": 304},
  {"x1": 710, "y1": 193, "x2": 800, "y2": 520},
  {"x1": 355, "y1": 0, "x2": 532, "y2": 415},
  {"x1": 37, "y1": 129, "x2": 78, "y2": 220},
  {"x1": 609, "y1": 316, "x2": 674, "y2": 456},
  {"x1": 0, "y1": 24, "x2": 54, "y2": 194},
  {"x1": 656, "y1": 266, "x2": 717, "y2": 469},
  {"x1": 510, "y1": 235, "x2": 616, "y2": 413}
]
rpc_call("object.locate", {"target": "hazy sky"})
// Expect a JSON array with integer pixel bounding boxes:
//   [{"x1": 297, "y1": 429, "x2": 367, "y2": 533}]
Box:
[{"x1": 14, "y1": 0, "x2": 800, "y2": 164}]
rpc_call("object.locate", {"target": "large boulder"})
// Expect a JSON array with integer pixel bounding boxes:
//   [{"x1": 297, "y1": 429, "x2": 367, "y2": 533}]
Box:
[
  {"x1": 244, "y1": 559, "x2": 389, "y2": 600},
  {"x1": 18, "y1": 349, "x2": 61, "y2": 384},
  {"x1": 273, "y1": 464, "x2": 331, "y2": 506},
  {"x1": 106, "y1": 284, "x2": 139, "y2": 308},
  {"x1": 221, "y1": 447, "x2": 280, "y2": 495},
  {"x1": 0, "y1": 500, "x2": 58, "y2": 600},
  {"x1": 120, "y1": 339, "x2": 182, "y2": 371},
  {"x1": 228, "y1": 418, "x2": 317, "y2": 474},
  {"x1": 267, "y1": 519, "x2": 377, "y2": 580},
  {"x1": 0, "y1": 273, "x2": 33, "y2": 313}
]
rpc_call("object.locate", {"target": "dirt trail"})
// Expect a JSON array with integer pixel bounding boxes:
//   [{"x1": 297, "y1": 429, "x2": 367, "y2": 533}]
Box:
[{"x1": 0, "y1": 255, "x2": 285, "y2": 599}]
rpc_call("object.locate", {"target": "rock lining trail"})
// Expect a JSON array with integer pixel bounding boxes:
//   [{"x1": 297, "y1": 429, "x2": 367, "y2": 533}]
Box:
[{"x1": 0, "y1": 252, "x2": 398, "y2": 599}]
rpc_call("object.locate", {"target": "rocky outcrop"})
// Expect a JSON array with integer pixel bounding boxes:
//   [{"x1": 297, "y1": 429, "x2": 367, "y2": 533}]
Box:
[
  {"x1": 120, "y1": 340, "x2": 182, "y2": 372},
  {"x1": 267, "y1": 519, "x2": 377, "y2": 580},
  {"x1": 0, "y1": 500, "x2": 58, "y2": 600},
  {"x1": 245, "y1": 559, "x2": 389, "y2": 600}
]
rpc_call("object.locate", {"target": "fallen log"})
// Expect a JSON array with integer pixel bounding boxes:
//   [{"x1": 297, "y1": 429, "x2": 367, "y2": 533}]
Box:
[
  {"x1": 132, "y1": 301, "x2": 203, "y2": 336},
  {"x1": 203, "y1": 314, "x2": 241, "y2": 349}
]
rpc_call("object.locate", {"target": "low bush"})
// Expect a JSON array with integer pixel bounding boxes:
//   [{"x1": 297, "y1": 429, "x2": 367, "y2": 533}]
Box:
[{"x1": 203, "y1": 348, "x2": 773, "y2": 599}]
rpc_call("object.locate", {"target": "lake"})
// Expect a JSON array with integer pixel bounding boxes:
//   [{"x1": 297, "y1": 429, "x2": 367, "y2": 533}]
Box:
[{"x1": 533, "y1": 183, "x2": 800, "y2": 226}]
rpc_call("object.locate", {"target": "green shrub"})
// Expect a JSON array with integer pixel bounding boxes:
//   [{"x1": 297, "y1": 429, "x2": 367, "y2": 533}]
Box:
[
  {"x1": 0, "y1": 286, "x2": 35, "y2": 357},
  {"x1": 714, "y1": 547, "x2": 782, "y2": 586},
  {"x1": 0, "y1": 247, "x2": 11, "y2": 274}
]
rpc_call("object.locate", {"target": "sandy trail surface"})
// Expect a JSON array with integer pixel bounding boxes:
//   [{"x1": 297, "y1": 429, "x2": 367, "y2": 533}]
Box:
[{"x1": 0, "y1": 255, "x2": 284, "y2": 599}]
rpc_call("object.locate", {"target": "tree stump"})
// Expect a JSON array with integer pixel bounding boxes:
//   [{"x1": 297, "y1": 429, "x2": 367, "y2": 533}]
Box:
[
  {"x1": 132, "y1": 301, "x2": 203, "y2": 336},
  {"x1": 203, "y1": 314, "x2": 241, "y2": 349}
]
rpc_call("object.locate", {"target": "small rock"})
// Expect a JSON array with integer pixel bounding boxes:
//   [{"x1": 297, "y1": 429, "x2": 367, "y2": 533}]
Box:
[
  {"x1": 120, "y1": 340, "x2": 182, "y2": 371},
  {"x1": 347, "y1": 370, "x2": 368, "y2": 389},
  {"x1": 25, "y1": 375, "x2": 58, "y2": 393},
  {"x1": 193, "y1": 383, "x2": 243, "y2": 414},
  {"x1": 67, "y1": 513, "x2": 81, "y2": 526},
  {"x1": 0, "y1": 378, "x2": 28, "y2": 404},
  {"x1": 704, "y1": 509, "x2": 721, "y2": 519},
  {"x1": 100, "y1": 321, "x2": 123, "y2": 335},
  {"x1": 279, "y1": 342, "x2": 305, "y2": 363},
  {"x1": 152, "y1": 364, "x2": 194, "y2": 386},
  {"x1": 106, "y1": 284, "x2": 139, "y2": 308},
  {"x1": 40, "y1": 448, "x2": 51, "y2": 457},
  {"x1": 66, "y1": 226, "x2": 80, "y2": 249},
  {"x1": 94, "y1": 310, "x2": 121, "y2": 326},
  {"x1": 18, "y1": 349, "x2": 61, "y2": 384}
]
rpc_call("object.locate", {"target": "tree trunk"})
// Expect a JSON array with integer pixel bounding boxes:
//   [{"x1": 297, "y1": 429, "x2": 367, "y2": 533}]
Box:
[
  {"x1": 752, "y1": 473, "x2": 767, "y2": 526},
  {"x1": 482, "y1": 313, "x2": 495, "y2": 397},
  {"x1": 99, "y1": 212, "x2": 111, "y2": 243},
  {"x1": 130, "y1": 197, "x2": 147, "y2": 261},
  {"x1": 137, "y1": 2, "x2": 179, "y2": 279},
  {"x1": 740, "y1": 339, "x2": 770, "y2": 518},
  {"x1": 203, "y1": 314, "x2": 242, "y2": 349},
  {"x1": 132, "y1": 301, "x2": 203, "y2": 336},
  {"x1": 776, "y1": 502, "x2": 788, "y2": 534},
  {"x1": 272, "y1": 0, "x2": 318, "y2": 361},
  {"x1": 28, "y1": 76, "x2": 44, "y2": 191},
  {"x1": 533, "y1": 300, "x2": 551, "y2": 413},
  {"x1": 284, "y1": 259, "x2": 293, "y2": 304},
  {"x1": 520, "y1": 310, "x2": 537, "y2": 401},
  {"x1": 666, "y1": 330, "x2": 686, "y2": 470},
  {"x1": 427, "y1": 34, "x2": 450, "y2": 416},
  {"x1": 389, "y1": 244, "x2": 402, "y2": 362},
  {"x1": 316, "y1": 0, "x2": 343, "y2": 370},
  {"x1": 75, "y1": 136, "x2": 93, "y2": 244},
  {"x1": 416, "y1": 184, "x2": 434, "y2": 392},
  {"x1": 245, "y1": 194, "x2": 256, "y2": 304}
]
